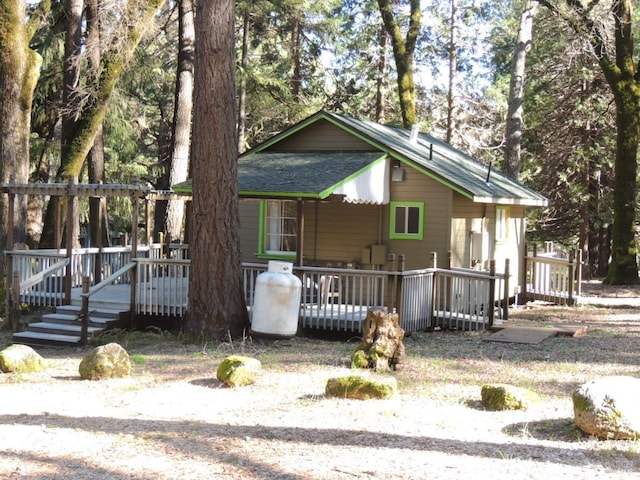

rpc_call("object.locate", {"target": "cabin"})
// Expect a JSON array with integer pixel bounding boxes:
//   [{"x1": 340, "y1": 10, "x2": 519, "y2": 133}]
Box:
[
  {"x1": 176, "y1": 110, "x2": 547, "y2": 297},
  {"x1": 5, "y1": 111, "x2": 558, "y2": 347}
]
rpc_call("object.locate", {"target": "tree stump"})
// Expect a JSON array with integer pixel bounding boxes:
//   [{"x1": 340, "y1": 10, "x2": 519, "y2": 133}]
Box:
[{"x1": 351, "y1": 307, "x2": 405, "y2": 371}]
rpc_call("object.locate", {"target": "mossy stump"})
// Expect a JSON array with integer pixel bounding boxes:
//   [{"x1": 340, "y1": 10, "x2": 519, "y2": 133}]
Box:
[
  {"x1": 217, "y1": 355, "x2": 261, "y2": 387},
  {"x1": 351, "y1": 307, "x2": 405, "y2": 371},
  {"x1": 325, "y1": 375, "x2": 397, "y2": 400}
]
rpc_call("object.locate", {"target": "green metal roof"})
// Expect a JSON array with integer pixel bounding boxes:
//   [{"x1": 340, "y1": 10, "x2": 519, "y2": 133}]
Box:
[{"x1": 316, "y1": 111, "x2": 548, "y2": 206}]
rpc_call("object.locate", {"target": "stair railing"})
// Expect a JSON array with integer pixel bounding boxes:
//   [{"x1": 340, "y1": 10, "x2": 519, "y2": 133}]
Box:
[{"x1": 79, "y1": 261, "x2": 137, "y2": 345}]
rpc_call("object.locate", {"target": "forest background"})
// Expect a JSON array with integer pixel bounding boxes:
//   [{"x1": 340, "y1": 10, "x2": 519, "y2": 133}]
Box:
[{"x1": 0, "y1": 0, "x2": 638, "y2": 326}]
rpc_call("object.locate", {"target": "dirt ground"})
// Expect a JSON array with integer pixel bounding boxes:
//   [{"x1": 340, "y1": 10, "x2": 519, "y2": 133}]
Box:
[{"x1": 0, "y1": 281, "x2": 639, "y2": 479}]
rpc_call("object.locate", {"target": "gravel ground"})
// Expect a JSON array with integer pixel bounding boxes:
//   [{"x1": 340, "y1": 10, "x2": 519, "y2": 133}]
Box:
[{"x1": 1, "y1": 282, "x2": 639, "y2": 480}]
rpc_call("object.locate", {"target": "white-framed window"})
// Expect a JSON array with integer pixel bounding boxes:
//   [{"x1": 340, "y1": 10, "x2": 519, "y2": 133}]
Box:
[
  {"x1": 496, "y1": 206, "x2": 509, "y2": 241},
  {"x1": 390, "y1": 202, "x2": 424, "y2": 240},
  {"x1": 262, "y1": 200, "x2": 297, "y2": 255}
]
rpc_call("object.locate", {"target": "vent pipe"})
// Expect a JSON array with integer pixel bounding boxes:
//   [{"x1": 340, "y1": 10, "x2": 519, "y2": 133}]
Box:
[
  {"x1": 485, "y1": 162, "x2": 492, "y2": 183},
  {"x1": 409, "y1": 124, "x2": 419, "y2": 144}
]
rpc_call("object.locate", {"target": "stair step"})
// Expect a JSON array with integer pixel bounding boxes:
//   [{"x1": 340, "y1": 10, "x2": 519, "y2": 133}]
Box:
[
  {"x1": 28, "y1": 322, "x2": 103, "y2": 337},
  {"x1": 55, "y1": 305, "x2": 125, "y2": 319},
  {"x1": 12, "y1": 331, "x2": 81, "y2": 347},
  {"x1": 41, "y1": 313, "x2": 113, "y2": 328}
]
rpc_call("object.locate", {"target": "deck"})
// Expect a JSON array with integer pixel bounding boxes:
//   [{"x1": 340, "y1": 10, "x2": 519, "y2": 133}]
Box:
[{"x1": 7, "y1": 246, "x2": 514, "y2": 338}]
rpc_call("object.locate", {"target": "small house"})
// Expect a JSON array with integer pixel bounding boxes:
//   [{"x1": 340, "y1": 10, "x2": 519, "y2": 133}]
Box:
[{"x1": 176, "y1": 110, "x2": 547, "y2": 299}]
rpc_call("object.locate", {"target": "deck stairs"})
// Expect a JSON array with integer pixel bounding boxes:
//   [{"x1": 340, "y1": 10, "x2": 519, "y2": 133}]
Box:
[{"x1": 12, "y1": 300, "x2": 129, "y2": 348}]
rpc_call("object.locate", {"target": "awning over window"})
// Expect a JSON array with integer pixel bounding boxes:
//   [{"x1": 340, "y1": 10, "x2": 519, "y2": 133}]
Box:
[{"x1": 332, "y1": 157, "x2": 389, "y2": 204}]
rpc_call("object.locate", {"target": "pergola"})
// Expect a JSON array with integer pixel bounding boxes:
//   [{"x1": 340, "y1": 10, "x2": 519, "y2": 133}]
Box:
[{"x1": 1, "y1": 177, "x2": 189, "y2": 319}]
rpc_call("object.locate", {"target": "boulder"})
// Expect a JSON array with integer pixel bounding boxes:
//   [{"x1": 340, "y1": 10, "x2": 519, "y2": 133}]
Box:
[
  {"x1": 325, "y1": 375, "x2": 397, "y2": 400},
  {"x1": 573, "y1": 376, "x2": 640, "y2": 440},
  {"x1": 481, "y1": 383, "x2": 541, "y2": 411},
  {"x1": 217, "y1": 355, "x2": 261, "y2": 387},
  {"x1": 79, "y1": 343, "x2": 131, "y2": 380},
  {"x1": 0, "y1": 344, "x2": 46, "y2": 373}
]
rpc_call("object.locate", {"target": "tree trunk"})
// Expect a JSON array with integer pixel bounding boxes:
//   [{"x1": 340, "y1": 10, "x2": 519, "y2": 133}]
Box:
[
  {"x1": 538, "y1": 0, "x2": 639, "y2": 284},
  {"x1": 504, "y1": 0, "x2": 537, "y2": 179},
  {"x1": 39, "y1": 0, "x2": 164, "y2": 247},
  {"x1": 377, "y1": 0, "x2": 421, "y2": 129},
  {"x1": 186, "y1": 0, "x2": 249, "y2": 340},
  {"x1": 87, "y1": 0, "x2": 110, "y2": 252},
  {"x1": 238, "y1": 8, "x2": 250, "y2": 153},
  {"x1": 163, "y1": 0, "x2": 195, "y2": 244},
  {"x1": 446, "y1": 0, "x2": 458, "y2": 144},
  {"x1": 375, "y1": 25, "x2": 388, "y2": 123},
  {"x1": 0, "y1": 0, "x2": 45, "y2": 249}
]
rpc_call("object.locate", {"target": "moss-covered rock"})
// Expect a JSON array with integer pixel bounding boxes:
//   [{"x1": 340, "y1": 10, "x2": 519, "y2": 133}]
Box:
[
  {"x1": 0, "y1": 344, "x2": 46, "y2": 373},
  {"x1": 481, "y1": 383, "x2": 540, "y2": 411},
  {"x1": 216, "y1": 355, "x2": 261, "y2": 387},
  {"x1": 325, "y1": 375, "x2": 397, "y2": 400},
  {"x1": 573, "y1": 376, "x2": 640, "y2": 439},
  {"x1": 79, "y1": 343, "x2": 131, "y2": 380}
]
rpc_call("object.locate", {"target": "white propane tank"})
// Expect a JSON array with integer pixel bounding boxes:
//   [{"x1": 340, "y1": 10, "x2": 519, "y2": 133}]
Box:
[{"x1": 250, "y1": 260, "x2": 302, "y2": 338}]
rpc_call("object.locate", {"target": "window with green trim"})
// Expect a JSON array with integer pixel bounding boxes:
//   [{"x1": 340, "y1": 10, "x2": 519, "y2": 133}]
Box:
[
  {"x1": 496, "y1": 206, "x2": 509, "y2": 241},
  {"x1": 390, "y1": 202, "x2": 424, "y2": 239},
  {"x1": 261, "y1": 200, "x2": 297, "y2": 256}
]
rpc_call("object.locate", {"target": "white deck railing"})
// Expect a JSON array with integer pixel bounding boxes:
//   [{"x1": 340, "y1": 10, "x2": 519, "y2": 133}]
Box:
[
  {"x1": 7, "y1": 246, "x2": 508, "y2": 333},
  {"x1": 524, "y1": 246, "x2": 581, "y2": 305}
]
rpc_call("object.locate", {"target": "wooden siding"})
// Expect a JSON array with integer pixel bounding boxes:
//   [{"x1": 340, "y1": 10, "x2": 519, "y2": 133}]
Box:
[
  {"x1": 384, "y1": 165, "x2": 452, "y2": 270},
  {"x1": 267, "y1": 119, "x2": 375, "y2": 152},
  {"x1": 301, "y1": 201, "x2": 380, "y2": 266},
  {"x1": 238, "y1": 199, "x2": 261, "y2": 263}
]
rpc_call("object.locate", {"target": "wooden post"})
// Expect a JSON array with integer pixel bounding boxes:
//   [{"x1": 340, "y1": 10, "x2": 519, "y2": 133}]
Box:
[
  {"x1": 568, "y1": 250, "x2": 575, "y2": 305},
  {"x1": 502, "y1": 258, "x2": 510, "y2": 321},
  {"x1": 10, "y1": 271, "x2": 20, "y2": 332},
  {"x1": 488, "y1": 260, "x2": 496, "y2": 327},
  {"x1": 80, "y1": 276, "x2": 90, "y2": 346},
  {"x1": 296, "y1": 198, "x2": 304, "y2": 266},
  {"x1": 431, "y1": 251, "x2": 437, "y2": 268},
  {"x1": 389, "y1": 253, "x2": 397, "y2": 311},
  {"x1": 575, "y1": 249, "x2": 582, "y2": 297},
  {"x1": 130, "y1": 195, "x2": 139, "y2": 317},
  {"x1": 65, "y1": 176, "x2": 78, "y2": 304},
  {"x1": 145, "y1": 197, "x2": 152, "y2": 246},
  {"x1": 5, "y1": 193, "x2": 15, "y2": 322}
]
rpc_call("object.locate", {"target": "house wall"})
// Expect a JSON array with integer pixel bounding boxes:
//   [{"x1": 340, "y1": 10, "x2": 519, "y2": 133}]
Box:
[
  {"x1": 451, "y1": 196, "x2": 488, "y2": 268},
  {"x1": 301, "y1": 201, "x2": 380, "y2": 266},
  {"x1": 382, "y1": 164, "x2": 453, "y2": 270},
  {"x1": 451, "y1": 194, "x2": 526, "y2": 298},
  {"x1": 266, "y1": 119, "x2": 374, "y2": 152}
]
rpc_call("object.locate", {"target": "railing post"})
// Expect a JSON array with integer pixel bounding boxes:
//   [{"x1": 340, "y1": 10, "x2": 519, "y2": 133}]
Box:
[
  {"x1": 488, "y1": 260, "x2": 496, "y2": 328},
  {"x1": 10, "y1": 271, "x2": 21, "y2": 332},
  {"x1": 530, "y1": 243, "x2": 538, "y2": 302},
  {"x1": 65, "y1": 176, "x2": 78, "y2": 304},
  {"x1": 80, "y1": 276, "x2": 90, "y2": 346},
  {"x1": 567, "y1": 250, "x2": 575, "y2": 305},
  {"x1": 430, "y1": 251, "x2": 437, "y2": 268},
  {"x1": 389, "y1": 253, "x2": 397, "y2": 311},
  {"x1": 395, "y1": 254, "x2": 405, "y2": 312},
  {"x1": 575, "y1": 249, "x2": 582, "y2": 297},
  {"x1": 130, "y1": 195, "x2": 140, "y2": 320},
  {"x1": 502, "y1": 258, "x2": 510, "y2": 321}
]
